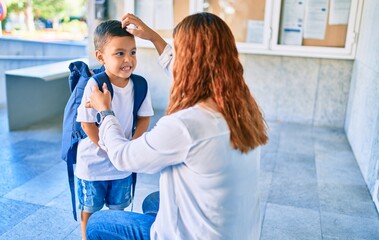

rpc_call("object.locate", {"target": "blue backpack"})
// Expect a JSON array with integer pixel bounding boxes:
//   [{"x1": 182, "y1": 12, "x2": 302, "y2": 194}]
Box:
[{"x1": 61, "y1": 61, "x2": 148, "y2": 221}]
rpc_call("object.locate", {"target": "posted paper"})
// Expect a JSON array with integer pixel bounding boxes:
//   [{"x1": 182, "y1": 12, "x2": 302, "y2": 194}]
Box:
[
  {"x1": 329, "y1": 0, "x2": 351, "y2": 24},
  {"x1": 303, "y1": 0, "x2": 328, "y2": 39},
  {"x1": 246, "y1": 20, "x2": 264, "y2": 44},
  {"x1": 280, "y1": 0, "x2": 306, "y2": 45}
]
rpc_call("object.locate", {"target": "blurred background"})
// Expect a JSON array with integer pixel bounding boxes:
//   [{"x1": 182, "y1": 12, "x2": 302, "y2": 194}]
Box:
[{"x1": 1, "y1": 0, "x2": 87, "y2": 41}]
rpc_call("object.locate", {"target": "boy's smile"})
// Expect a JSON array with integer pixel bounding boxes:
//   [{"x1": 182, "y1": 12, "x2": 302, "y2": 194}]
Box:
[{"x1": 121, "y1": 65, "x2": 132, "y2": 72}]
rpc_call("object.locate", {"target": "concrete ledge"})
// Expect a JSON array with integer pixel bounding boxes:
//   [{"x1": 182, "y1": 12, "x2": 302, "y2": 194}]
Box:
[
  {"x1": 5, "y1": 58, "x2": 92, "y2": 130},
  {"x1": 0, "y1": 37, "x2": 87, "y2": 57}
]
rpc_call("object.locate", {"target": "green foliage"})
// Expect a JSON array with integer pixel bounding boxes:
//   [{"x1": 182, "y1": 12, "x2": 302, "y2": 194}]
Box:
[
  {"x1": 33, "y1": 0, "x2": 67, "y2": 19},
  {"x1": 5, "y1": 0, "x2": 86, "y2": 20},
  {"x1": 6, "y1": 0, "x2": 26, "y2": 14}
]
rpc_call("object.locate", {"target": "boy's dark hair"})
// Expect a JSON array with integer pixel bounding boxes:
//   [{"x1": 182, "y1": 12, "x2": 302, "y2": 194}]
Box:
[{"x1": 94, "y1": 20, "x2": 134, "y2": 50}]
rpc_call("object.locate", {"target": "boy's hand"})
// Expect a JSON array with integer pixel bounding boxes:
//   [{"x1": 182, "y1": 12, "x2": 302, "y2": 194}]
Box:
[{"x1": 85, "y1": 83, "x2": 112, "y2": 111}]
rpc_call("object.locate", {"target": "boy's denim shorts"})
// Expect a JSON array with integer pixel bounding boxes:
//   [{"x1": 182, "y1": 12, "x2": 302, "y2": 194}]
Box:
[{"x1": 77, "y1": 175, "x2": 133, "y2": 213}]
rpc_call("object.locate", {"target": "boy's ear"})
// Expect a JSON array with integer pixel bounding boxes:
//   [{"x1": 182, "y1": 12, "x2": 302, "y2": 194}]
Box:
[{"x1": 95, "y1": 50, "x2": 105, "y2": 64}]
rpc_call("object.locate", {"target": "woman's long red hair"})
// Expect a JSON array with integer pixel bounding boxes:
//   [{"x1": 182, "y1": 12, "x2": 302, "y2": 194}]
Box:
[{"x1": 167, "y1": 12, "x2": 268, "y2": 153}]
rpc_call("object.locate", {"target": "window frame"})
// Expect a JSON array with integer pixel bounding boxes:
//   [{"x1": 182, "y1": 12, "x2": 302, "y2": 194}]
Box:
[
  {"x1": 269, "y1": 0, "x2": 363, "y2": 59},
  {"x1": 125, "y1": 0, "x2": 363, "y2": 59}
]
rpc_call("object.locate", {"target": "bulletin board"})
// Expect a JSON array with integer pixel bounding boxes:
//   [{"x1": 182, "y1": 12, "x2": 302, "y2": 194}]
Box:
[
  {"x1": 206, "y1": 0, "x2": 266, "y2": 42},
  {"x1": 303, "y1": 21, "x2": 347, "y2": 47},
  {"x1": 279, "y1": 0, "x2": 348, "y2": 48}
]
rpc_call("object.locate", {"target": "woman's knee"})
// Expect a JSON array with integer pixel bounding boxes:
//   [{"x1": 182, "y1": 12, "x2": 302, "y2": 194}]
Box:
[
  {"x1": 86, "y1": 210, "x2": 155, "y2": 240},
  {"x1": 142, "y1": 191, "x2": 160, "y2": 217}
]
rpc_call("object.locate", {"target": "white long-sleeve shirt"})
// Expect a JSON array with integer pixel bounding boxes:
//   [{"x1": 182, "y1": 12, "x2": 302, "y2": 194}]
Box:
[{"x1": 98, "y1": 45, "x2": 261, "y2": 240}]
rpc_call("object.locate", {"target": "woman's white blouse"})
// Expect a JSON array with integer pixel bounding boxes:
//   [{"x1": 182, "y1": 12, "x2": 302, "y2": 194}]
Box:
[{"x1": 98, "y1": 45, "x2": 261, "y2": 240}]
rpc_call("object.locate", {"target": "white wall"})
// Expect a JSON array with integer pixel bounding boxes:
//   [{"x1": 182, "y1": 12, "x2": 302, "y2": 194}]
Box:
[
  {"x1": 133, "y1": 47, "x2": 353, "y2": 128},
  {"x1": 242, "y1": 55, "x2": 352, "y2": 127},
  {"x1": 345, "y1": 0, "x2": 379, "y2": 209}
]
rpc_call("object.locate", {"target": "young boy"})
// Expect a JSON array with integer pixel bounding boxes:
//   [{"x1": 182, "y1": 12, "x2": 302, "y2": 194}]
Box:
[{"x1": 75, "y1": 20, "x2": 154, "y2": 240}]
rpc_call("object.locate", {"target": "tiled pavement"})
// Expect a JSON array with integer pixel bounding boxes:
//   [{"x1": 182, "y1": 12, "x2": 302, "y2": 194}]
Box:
[{"x1": 0, "y1": 106, "x2": 378, "y2": 240}]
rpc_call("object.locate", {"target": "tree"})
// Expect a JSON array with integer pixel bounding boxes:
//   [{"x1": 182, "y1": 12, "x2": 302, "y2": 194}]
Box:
[
  {"x1": 25, "y1": 0, "x2": 34, "y2": 32},
  {"x1": 6, "y1": 0, "x2": 68, "y2": 31},
  {"x1": 33, "y1": 0, "x2": 66, "y2": 20}
]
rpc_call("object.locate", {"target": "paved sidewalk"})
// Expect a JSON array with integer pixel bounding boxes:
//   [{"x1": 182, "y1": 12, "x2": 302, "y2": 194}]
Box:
[{"x1": 0, "y1": 107, "x2": 378, "y2": 239}]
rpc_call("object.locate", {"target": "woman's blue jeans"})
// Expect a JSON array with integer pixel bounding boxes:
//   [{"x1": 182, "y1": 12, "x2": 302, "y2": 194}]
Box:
[{"x1": 86, "y1": 191, "x2": 159, "y2": 240}]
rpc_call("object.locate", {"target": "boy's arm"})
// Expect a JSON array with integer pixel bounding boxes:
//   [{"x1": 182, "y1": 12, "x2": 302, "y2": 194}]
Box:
[
  {"x1": 81, "y1": 122, "x2": 100, "y2": 147},
  {"x1": 132, "y1": 116, "x2": 150, "y2": 140}
]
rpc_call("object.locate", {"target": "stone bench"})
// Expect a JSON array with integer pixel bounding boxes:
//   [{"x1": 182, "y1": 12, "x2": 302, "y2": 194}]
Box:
[{"x1": 5, "y1": 58, "x2": 92, "y2": 130}]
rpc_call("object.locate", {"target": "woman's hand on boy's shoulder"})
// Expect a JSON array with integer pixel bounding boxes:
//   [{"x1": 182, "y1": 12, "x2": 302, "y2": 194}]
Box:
[{"x1": 85, "y1": 83, "x2": 112, "y2": 112}]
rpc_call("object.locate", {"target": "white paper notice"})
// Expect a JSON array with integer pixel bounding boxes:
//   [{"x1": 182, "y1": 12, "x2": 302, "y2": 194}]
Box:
[
  {"x1": 329, "y1": 0, "x2": 351, "y2": 25},
  {"x1": 136, "y1": 0, "x2": 173, "y2": 30},
  {"x1": 154, "y1": 0, "x2": 173, "y2": 30},
  {"x1": 303, "y1": 0, "x2": 328, "y2": 39},
  {"x1": 246, "y1": 20, "x2": 264, "y2": 43},
  {"x1": 136, "y1": 0, "x2": 154, "y2": 28},
  {"x1": 280, "y1": 0, "x2": 306, "y2": 45}
]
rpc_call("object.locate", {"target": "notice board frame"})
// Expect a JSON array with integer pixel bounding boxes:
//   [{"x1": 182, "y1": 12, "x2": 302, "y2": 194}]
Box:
[{"x1": 125, "y1": 0, "x2": 363, "y2": 59}]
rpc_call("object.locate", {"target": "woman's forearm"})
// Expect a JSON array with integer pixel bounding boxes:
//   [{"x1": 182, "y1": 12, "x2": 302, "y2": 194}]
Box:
[{"x1": 150, "y1": 32, "x2": 168, "y2": 56}]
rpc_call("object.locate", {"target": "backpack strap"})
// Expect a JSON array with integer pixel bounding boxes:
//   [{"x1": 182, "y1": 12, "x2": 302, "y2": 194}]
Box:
[
  {"x1": 70, "y1": 69, "x2": 112, "y2": 141},
  {"x1": 92, "y1": 71, "x2": 114, "y2": 99},
  {"x1": 131, "y1": 74, "x2": 148, "y2": 135},
  {"x1": 130, "y1": 74, "x2": 148, "y2": 208},
  {"x1": 67, "y1": 147, "x2": 78, "y2": 221}
]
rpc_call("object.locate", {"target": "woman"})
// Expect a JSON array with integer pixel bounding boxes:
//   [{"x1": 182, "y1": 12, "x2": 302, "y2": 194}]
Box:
[{"x1": 86, "y1": 12, "x2": 268, "y2": 240}]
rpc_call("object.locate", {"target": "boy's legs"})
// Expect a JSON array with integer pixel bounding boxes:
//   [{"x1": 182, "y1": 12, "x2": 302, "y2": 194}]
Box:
[
  {"x1": 77, "y1": 179, "x2": 108, "y2": 240},
  {"x1": 105, "y1": 175, "x2": 133, "y2": 210},
  {"x1": 78, "y1": 175, "x2": 133, "y2": 239},
  {"x1": 82, "y1": 175, "x2": 133, "y2": 239},
  {"x1": 81, "y1": 212, "x2": 93, "y2": 240}
]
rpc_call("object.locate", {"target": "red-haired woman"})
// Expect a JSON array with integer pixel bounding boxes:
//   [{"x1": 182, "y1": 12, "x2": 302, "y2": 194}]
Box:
[{"x1": 86, "y1": 12, "x2": 268, "y2": 240}]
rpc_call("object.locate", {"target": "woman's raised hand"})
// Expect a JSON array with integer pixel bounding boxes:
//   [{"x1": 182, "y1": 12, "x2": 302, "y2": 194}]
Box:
[
  {"x1": 121, "y1": 13, "x2": 156, "y2": 41},
  {"x1": 121, "y1": 13, "x2": 167, "y2": 55}
]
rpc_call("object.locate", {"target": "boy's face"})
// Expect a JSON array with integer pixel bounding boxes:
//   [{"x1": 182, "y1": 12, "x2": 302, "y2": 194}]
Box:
[{"x1": 96, "y1": 36, "x2": 137, "y2": 81}]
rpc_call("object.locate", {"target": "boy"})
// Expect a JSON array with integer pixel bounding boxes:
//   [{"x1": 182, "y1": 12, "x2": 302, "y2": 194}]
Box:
[{"x1": 75, "y1": 20, "x2": 154, "y2": 240}]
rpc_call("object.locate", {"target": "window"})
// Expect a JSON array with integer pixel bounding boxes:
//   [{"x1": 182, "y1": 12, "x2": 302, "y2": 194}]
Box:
[
  {"x1": 192, "y1": 0, "x2": 272, "y2": 53},
  {"x1": 126, "y1": 0, "x2": 363, "y2": 59},
  {"x1": 270, "y1": 0, "x2": 363, "y2": 59}
]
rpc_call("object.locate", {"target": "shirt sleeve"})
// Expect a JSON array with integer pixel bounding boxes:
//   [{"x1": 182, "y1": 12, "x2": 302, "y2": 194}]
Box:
[
  {"x1": 158, "y1": 44, "x2": 173, "y2": 76},
  {"x1": 98, "y1": 114, "x2": 191, "y2": 174},
  {"x1": 137, "y1": 88, "x2": 154, "y2": 117},
  {"x1": 76, "y1": 78, "x2": 97, "y2": 123}
]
